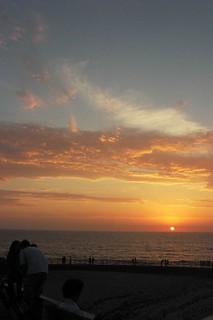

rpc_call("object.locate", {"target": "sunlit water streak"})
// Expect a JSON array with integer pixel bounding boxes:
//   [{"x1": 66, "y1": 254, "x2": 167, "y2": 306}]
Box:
[{"x1": 0, "y1": 230, "x2": 212, "y2": 263}]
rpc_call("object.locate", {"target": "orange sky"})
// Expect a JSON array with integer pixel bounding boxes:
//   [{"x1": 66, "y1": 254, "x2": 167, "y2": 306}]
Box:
[
  {"x1": 0, "y1": 125, "x2": 212, "y2": 232},
  {"x1": 0, "y1": 1, "x2": 212, "y2": 232}
]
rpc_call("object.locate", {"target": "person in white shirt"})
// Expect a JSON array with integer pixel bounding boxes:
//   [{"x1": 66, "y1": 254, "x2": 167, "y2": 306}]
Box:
[{"x1": 19, "y1": 240, "x2": 48, "y2": 320}]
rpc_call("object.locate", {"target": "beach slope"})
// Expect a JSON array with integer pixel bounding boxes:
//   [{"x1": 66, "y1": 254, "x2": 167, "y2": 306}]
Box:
[{"x1": 43, "y1": 269, "x2": 213, "y2": 320}]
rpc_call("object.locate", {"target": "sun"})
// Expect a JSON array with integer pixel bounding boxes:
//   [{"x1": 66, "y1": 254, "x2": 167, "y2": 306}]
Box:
[{"x1": 170, "y1": 226, "x2": 175, "y2": 231}]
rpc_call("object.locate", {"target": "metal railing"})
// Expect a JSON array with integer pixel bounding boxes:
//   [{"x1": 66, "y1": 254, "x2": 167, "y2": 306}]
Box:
[{"x1": 47, "y1": 257, "x2": 213, "y2": 269}]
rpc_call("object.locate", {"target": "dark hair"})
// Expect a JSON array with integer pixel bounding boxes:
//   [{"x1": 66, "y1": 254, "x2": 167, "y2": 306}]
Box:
[
  {"x1": 8, "y1": 240, "x2": 21, "y2": 254},
  {"x1": 31, "y1": 243, "x2": 37, "y2": 247},
  {"x1": 20, "y1": 240, "x2": 30, "y2": 249},
  {"x1": 62, "y1": 278, "x2": 84, "y2": 299}
]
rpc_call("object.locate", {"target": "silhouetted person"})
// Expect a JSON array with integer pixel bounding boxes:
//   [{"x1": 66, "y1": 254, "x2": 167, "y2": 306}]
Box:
[
  {"x1": 60, "y1": 278, "x2": 85, "y2": 316},
  {"x1": 19, "y1": 239, "x2": 48, "y2": 320},
  {"x1": 62, "y1": 256, "x2": 66, "y2": 264},
  {"x1": 60, "y1": 278, "x2": 122, "y2": 320},
  {"x1": 7, "y1": 240, "x2": 23, "y2": 302}
]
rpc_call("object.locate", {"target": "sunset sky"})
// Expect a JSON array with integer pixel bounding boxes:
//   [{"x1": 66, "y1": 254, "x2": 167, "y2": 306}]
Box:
[{"x1": 0, "y1": 0, "x2": 212, "y2": 232}]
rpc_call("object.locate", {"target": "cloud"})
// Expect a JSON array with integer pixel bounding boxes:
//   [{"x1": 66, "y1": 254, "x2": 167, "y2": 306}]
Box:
[
  {"x1": 99, "y1": 127, "x2": 121, "y2": 143},
  {"x1": 0, "y1": 189, "x2": 139, "y2": 206},
  {"x1": 0, "y1": 122, "x2": 212, "y2": 188},
  {"x1": 31, "y1": 66, "x2": 49, "y2": 83},
  {"x1": 0, "y1": 4, "x2": 47, "y2": 50},
  {"x1": 63, "y1": 65, "x2": 206, "y2": 136},
  {"x1": 16, "y1": 60, "x2": 78, "y2": 109},
  {"x1": 16, "y1": 84, "x2": 78, "y2": 110},
  {"x1": 20, "y1": 60, "x2": 78, "y2": 109},
  {"x1": 17, "y1": 90, "x2": 44, "y2": 110},
  {"x1": 50, "y1": 86, "x2": 78, "y2": 105},
  {"x1": 196, "y1": 199, "x2": 213, "y2": 208},
  {"x1": 70, "y1": 115, "x2": 78, "y2": 133}
]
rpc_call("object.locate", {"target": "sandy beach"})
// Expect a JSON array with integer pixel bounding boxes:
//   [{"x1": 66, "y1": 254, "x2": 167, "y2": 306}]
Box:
[{"x1": 42, "y1": 268, "x2": 213, "y2": 320}]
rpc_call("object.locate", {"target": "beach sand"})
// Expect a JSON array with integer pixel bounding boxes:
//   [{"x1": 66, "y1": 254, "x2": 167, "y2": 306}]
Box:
[{"x1": 43, "y1": 269, "x2": 213, "y2": 320}]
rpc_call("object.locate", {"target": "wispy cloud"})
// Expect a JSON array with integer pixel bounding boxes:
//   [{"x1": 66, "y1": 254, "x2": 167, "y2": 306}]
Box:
[
  {"x1": 0, "y1": 4, "x2": 47, "y2": 50},
  {"x1": 17, "y1": 90, "x2": 44, "y2": 110},
  {"x1": 63, "y1": 65, "x2": 206, "y2": 136},
  {"x1": 50, "y1": 86, "x2": 78, "y2": 105},
  {"x1": 0, "y1": 7, "x2": 74, "y2": 110},
  {"x1": 0, "y1": 189, "x2": 138, "y2": 206},
  {"x1": 70, "y1": 115, "x2": 78, "y2": 133},
  {"x1": 17, "y1": 84, "x2": 78, "y2": 110},
  {"x1": 0, "y1": 123, "x2": 212, "y2": 188},
  {"x1": 19, "y1": 59, "x2": 78, "y2": 110},
  {"x1": 195, "y1": 199, "x2": 213, "y2": 208}
]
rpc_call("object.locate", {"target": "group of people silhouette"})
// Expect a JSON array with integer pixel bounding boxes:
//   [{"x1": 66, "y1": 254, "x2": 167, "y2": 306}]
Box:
[
  {"x1": 6, "y1": 241, "x2": 123, "y2": 320},
  {"x1": 6, "y1": 239, "x2": 48, "y2": 320}
]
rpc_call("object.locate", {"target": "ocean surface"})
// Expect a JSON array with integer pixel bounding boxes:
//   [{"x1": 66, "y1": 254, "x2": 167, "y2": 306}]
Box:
[{"x1": 0, "y1": 230, "x2": 212, "y2": 264}]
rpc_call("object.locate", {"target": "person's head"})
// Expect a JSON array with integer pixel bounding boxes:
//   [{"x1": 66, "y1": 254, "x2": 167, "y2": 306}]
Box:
[
  {"x1": 8, "y1": 240, "x2": 21, "y2": 254},
  {"x1": 62, "y1": 278, "x2": 84, "y2": 302},
  {"x1": 31, "y1": 243, "x2": 37, "y2": 247},
  {"x1": 20, "y1": 240, "x2": 30, "y2": 249}
]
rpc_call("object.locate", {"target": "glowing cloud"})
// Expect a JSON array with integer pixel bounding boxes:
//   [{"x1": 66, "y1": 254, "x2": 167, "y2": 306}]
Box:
[
  {"x1": 70, "y1": 115, "x2": 78, "y2": 133},
  {"x1": 0, "y1": 123, "x2": 212, "y2": 188},
  {"x1": 53, "y1": 87, "x2": 78, "y2": 105},
  {"x1": 17, "y1": 90, "x2": 44, "y2": 110}
]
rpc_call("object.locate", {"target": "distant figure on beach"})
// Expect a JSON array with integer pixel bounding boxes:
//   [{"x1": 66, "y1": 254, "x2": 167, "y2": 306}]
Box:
[
  {"x1": 60, "y1": 278, "x2": 122, "y2": 320},
  {"x1": 161, "y1": 259, "x2": 169, "y2": 266},
  {"x1": 7, "y1": 240, "x2": 23, "y2": 302},
  {"x1": 19, "y1": 239, "x2": 48, "y2": 320},
  {"x1": 200, "y1": 260, "x2": 212, "y2": 268},
  {"x1": 62, "y1": 256, "x2": 66, "y2": 264}
]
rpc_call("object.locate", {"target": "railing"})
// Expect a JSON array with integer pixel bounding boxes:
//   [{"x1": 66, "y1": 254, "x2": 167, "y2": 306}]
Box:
[
  {"x1": 0, "y1": 255, "x2": 212, "y2": 269},
  {"x1": 47, "y1": 257, "x2": 213, "y2": 269}
]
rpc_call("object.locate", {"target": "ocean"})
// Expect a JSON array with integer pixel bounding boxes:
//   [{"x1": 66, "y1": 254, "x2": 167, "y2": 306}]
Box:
[{"x1": 0, "y1": 230, "x2": 212, "y2": 265}]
